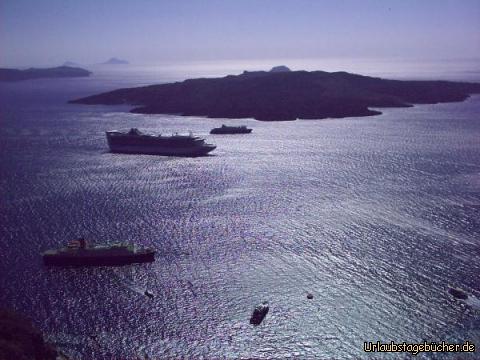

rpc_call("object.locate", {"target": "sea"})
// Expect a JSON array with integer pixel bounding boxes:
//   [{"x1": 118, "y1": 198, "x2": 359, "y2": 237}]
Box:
[{"x1": 1, "y1": 59, "x2": 479, "y2": 359}]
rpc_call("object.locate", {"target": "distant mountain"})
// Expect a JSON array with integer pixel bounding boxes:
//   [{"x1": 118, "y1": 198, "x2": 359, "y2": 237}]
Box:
[
  {"x1": 269, "y1": 65, "x2": 291, "y2": 72},
  {"x1": 70, "y1": 69, "x2": 480, "y2": 121},
  {"x1": 0, "y1": 66, "x2": 92, "y2": 81},
  {"x1": 102, "y1": 57, "x2": 129, "y2": 65},
  {"x1": 62, "y1": 61, "x2": 80, "y2": 67}
]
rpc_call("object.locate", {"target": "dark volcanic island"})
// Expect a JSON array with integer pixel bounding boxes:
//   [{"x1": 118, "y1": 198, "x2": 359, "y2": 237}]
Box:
[
  {"x1": 70, "y1": 68, "x2": 480, "y2": 121},
  {"x1": 0, "y1": 66, "x2": 91, "y2": 81}
]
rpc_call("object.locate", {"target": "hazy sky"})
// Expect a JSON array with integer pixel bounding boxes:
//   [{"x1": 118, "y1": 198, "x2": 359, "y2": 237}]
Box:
[{"x1": 1, "y1": 0, "x2": 479, "y2": 67}]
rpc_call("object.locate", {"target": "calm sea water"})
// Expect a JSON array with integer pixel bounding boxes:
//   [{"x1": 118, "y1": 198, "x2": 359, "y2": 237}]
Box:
[{"x1": 1, "y1": 62, "x2": 480, "y2": 359}]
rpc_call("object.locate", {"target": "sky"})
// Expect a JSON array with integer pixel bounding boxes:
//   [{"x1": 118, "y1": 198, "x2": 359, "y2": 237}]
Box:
[{"x1": 0, "y1": 0, "x2": 479, "y2": 67}]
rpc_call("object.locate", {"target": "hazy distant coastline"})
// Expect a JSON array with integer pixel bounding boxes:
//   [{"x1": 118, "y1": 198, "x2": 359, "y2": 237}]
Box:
[
  {"x1": 0, "y1": 66, "x2": 91, "y2": 81},
  {"x1": 70, "y1": 68, "x2": 480, "y2": 121},
  {"x1": 101, "y1": 57, "x2": 129, "y2": 65}
]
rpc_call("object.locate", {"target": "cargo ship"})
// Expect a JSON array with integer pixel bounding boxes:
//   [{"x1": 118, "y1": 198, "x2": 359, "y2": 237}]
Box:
[
  {"x1": 42, "y1": 238, "x2": 155, "y2": 266},
  {"x1": 106, "y1": 128, "x2": 216, "y2": 156}
]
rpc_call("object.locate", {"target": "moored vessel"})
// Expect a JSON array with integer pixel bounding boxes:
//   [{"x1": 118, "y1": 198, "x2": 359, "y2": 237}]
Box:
[
  {"x1": 210, "y1": 125, "x2": 252, "y2": 134},
  {"x1": 448, "y1": 287, "x2": 468, "y2": 300},
  {"x1": 42, "y1": 238, "x2": 155, "y2": 266},
  {"x1": 250, "y1": 301, "x2": 269, "y2": 325},
  {"x1": 106, "y1": 128, "x2": 216, "y2": 156}
]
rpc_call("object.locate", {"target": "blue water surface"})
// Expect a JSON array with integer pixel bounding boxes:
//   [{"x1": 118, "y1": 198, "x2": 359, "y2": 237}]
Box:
[{"x1": 0, "y1": 64, "x2": 479, "y2": 359}]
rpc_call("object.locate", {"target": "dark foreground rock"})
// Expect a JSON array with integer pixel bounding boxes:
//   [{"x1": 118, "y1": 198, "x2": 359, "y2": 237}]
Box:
[
  {"x1": 0, "y1": 308, "x2": 58, "y2": 360},
  {"x1": 70, "y1": 69, "x2": 480, "y2": 121},
  {"x1": 0, "y1": 66, "x2": 91, "y2": 81}
]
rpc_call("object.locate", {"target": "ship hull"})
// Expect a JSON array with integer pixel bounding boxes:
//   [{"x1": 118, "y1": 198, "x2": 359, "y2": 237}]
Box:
[
  {"x1": 43, "y1": 252, "x2": 155, "y2": 267},
  {"x1": 105, "y1": 129, "x2": 216, "y2": 157},
  {"x1": 107, "y1": 144, "x2": 216, "y2": 156},
  {"x1": 210, "y1": 128, "x2": 252, "y2": 134}
]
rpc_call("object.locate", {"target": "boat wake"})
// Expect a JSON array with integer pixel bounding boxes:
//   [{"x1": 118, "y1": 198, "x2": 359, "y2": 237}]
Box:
[
  {"x1": 111, "y1": 273, "x2": 150, "y2": 297},
  {"x1": 465, "y1": 296, "x2": 480, "y2": 310}
]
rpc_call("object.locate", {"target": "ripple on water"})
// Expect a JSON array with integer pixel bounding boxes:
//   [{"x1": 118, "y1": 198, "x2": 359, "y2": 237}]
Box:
[{"x1": 1, "y1": 81, "x2": 480, "y2": 359}]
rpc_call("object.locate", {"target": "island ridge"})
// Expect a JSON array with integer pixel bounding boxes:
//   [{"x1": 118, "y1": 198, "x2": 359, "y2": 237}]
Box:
[{"x1": 70, "y1": 68, "x2": 480, "y2": 121}]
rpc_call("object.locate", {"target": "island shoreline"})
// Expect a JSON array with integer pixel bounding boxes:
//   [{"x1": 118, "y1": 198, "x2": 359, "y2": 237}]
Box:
[{"x1": 70, "y1": 69, "x2": 480, "y2": 121}]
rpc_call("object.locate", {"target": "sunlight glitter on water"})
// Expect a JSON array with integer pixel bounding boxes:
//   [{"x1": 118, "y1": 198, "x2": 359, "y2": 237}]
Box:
[{"x1": 0, "y1": 66, "x2": 479, "y2": 359}]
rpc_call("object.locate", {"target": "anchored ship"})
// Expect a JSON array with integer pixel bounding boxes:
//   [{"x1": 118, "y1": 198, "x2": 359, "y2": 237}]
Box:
[
  {"x1": 210, "y1": 125, "x2": 252, "y2": 134},
  {"x1": 42, "y1": 238, "x2": 155, "y2": 266},
  {"x1": 250, "y1": 302, "x2": 269, "y2": 325},
  {"x1": 106, "y1": 128, "x2": 216, "y2": 156}
]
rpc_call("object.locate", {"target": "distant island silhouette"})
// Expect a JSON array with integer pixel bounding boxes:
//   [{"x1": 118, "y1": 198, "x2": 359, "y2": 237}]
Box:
[
  {"x1": 102, "y1": 57, "x2": 129, "y2": 65},
  {"x1": 0, "y1": 66, "x2": 91, "y2": 81},
  {"x1": 70, "y1": 67, "x2": 480, "y2": 121},
  {"x1": 62, "y1": 61, "x2": 80, "y2": 67},
  {"x1": 269, "y1": 65, "x2": 291, "y2": 72}
]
